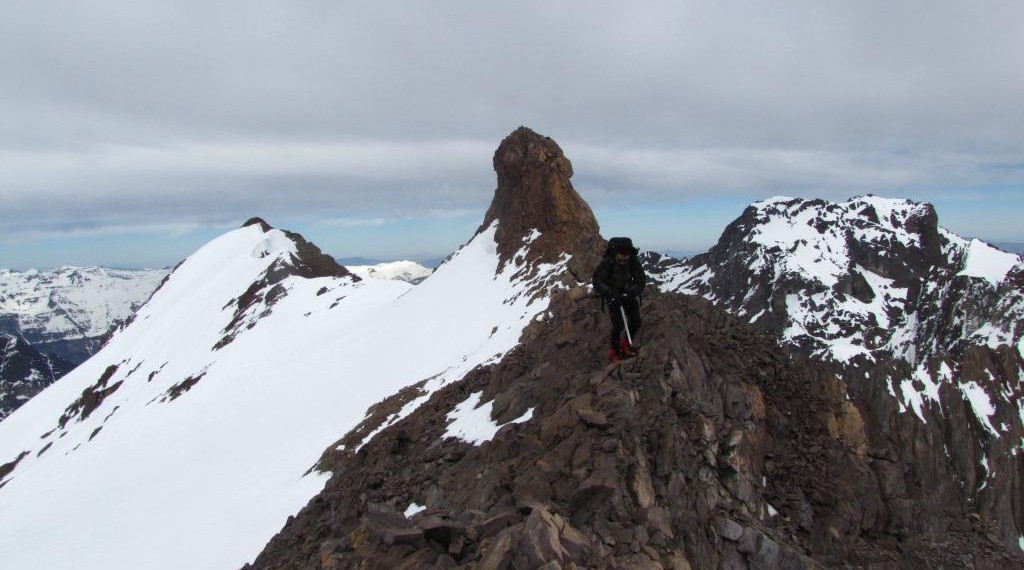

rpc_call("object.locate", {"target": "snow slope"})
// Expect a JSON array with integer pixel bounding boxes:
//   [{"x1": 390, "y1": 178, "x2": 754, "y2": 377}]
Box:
[
  {"x1": 958, "y1": 238, "x2": 1019, "y2": 286},
  {"x1": 0, "y1": 221, "x2": 564, "y2": 570}
]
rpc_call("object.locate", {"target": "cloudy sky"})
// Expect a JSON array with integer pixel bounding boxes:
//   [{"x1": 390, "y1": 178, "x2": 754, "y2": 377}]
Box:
[{"x1": 3, "y1": 1, "x2": 1023, "y2": 270}]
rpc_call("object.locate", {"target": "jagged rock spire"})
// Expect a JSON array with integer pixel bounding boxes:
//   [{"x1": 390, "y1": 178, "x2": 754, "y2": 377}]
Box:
[{"x1": 479, "y1": 127, "x2": 604, "y2": 282}]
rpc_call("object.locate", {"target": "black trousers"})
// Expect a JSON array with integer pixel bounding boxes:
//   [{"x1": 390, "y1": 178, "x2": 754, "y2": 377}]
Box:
[{"x1": 609, "y1": 297, "x2": 641, "y2": 348}]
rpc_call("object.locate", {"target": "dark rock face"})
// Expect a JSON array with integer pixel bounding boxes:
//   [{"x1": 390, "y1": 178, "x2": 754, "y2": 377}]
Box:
[
  {"x1": 246, "y1": 290, "x2": 1021, "y2": 569},
  {"x1": 479, "y1": 127, "x2": 605, "y2": 284},
  {"x1": 0, "y1": 331, "x2": 74, "y2": 420},
  {"x1": 283, "y1": 228, "x2": 356, "y2": 281}
]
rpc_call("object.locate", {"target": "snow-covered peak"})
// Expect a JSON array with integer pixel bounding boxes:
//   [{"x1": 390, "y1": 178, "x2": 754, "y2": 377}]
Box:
[
  {"x1": 660, "y1": 195, "x2": 1024, "y2": 471},
  {"x1": 0, "y1": 215, "x2": 574, "y2": 570},
  {"x1": 347, "y1": 260, "x2": 433, "y2": 284},
  {"x1": 751, "y1": 195, "x2": 797, "y2": 207},
  {"x1": 665, "y1": 195, "x2": 1022, "y2": 360},
  {"x1": 251, "y1": 227, "x2": 298, "y2": 259},
  {"x1": 148, "y1": 224, "x2": 299, "y2": 305},
  {"x1": 745, "y1": 195, "x2": 936, "y2": 256}
]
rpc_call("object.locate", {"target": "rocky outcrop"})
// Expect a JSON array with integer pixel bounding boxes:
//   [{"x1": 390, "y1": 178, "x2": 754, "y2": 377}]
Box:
[
  {"x1": 479, "y1": 127, "x2": 605, "y2": 284},
  {"x1": 245, "y1": 289, "x2": 1021, "y2": 569},
  {"x1": 56, "y1": 364, "x2": 121, "y2": 429}
]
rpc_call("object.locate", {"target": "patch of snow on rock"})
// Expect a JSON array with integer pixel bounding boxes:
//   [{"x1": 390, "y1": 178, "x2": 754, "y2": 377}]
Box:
[
  {"x1": 404, "y1": 503, "x2": 426, "y2": 518},
  {"x1": 444, "y1": 391, "x2": 533, "y2": 445},
  {"x1": 959, "y1": 381, "x2": 998, "y2": 437}
]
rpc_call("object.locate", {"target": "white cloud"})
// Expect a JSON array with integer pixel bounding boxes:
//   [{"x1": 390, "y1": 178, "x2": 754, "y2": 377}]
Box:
[
  {"x1": 572, "y1": 146, "x2": 1024, "y2": 200},
  {"x1": 2, "y1": 221, "x2": 228, "y2": 244},
  {"x1": 2, "y1": 0, "x2": 1023, "y2": 262},
  {"x1": 312, "y1": 217, "x2": 393, "y2": 229}
]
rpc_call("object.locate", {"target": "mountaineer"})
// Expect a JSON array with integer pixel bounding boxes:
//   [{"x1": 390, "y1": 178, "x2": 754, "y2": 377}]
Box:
[{"x1": 592, "y1": 237, "x2": 647, "y2": 363}]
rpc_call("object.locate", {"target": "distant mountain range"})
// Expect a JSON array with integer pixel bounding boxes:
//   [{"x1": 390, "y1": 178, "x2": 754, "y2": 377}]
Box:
[
  {"x1": 0, "y1": 266, "x2": 170, "y2": 364},
  {"x1": 0, "y1": 266, "x2": 169, "y2": 419}
]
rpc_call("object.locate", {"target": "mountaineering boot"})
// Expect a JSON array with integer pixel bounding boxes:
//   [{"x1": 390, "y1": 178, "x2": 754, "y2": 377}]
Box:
[
  {"x1": 619, "y1": 338, "x2": 637, "y2": 358},
  {"x1": 608, "y1": 347, "x2": 621, "y2": 363}
]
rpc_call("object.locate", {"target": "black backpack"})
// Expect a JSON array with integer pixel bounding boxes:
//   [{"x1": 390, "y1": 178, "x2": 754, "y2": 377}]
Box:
[
  {"x1": 598, "y1": 237, "x2": 642, "y2": 310},
  {"x1": 603, "y1": 237, "x2": 639, "y2": 259}
]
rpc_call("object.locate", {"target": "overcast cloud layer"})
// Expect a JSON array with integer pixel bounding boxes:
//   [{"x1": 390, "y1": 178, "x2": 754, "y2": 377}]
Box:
[{"x1": 3, "y1": 1, "x2": 1023, "y2": 267}]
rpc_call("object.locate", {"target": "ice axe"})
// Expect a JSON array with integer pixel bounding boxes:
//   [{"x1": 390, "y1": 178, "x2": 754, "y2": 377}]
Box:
[{"x1": 620, "y1": 303, "x2": 634, "y2": 347}]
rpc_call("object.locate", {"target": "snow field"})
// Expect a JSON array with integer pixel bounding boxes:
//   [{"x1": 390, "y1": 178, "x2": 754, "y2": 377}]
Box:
[
  {"x1": 958, "y1": 239, "x2": 1019, "y2": 286},
  {"x1": 0, "y1": 222, "x2": 560, "y2": 570}
]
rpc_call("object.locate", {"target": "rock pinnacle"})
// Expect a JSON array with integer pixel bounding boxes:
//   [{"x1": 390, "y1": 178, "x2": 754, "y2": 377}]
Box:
[{"x1": 478, "y1": 126, "x2": 604, "y2": 282}]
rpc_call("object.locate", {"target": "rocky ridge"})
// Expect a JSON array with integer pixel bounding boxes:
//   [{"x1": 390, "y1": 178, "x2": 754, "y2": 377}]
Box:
[
  {"x1": 248, "y1": 288, "x2": 1019, "y2": 569},
  {"x1": 3, "y1": 128, "x2": 1020, "y2": 568},
  {"x1": 245, "y1": 138, "x2": 1023, "y2": 568}
]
